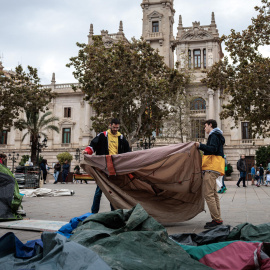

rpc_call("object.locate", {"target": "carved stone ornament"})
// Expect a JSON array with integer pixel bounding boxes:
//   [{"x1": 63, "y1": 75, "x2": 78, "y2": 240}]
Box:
[
  {"x1": 180, "y1": 21, "x2": 214, "y2": 41},
  {"x1": 58, "y1": 119, "x2": 76, "y2": 126},
  {"x1": 207, "y1": 89, "x2": 215, "y2": 96},
  {"x1": 147, "y1": 10, "x2": 163, "y2": 21}
]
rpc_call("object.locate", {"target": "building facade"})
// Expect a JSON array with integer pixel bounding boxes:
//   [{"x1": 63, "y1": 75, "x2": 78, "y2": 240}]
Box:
[
  {"x1": 141, "y1": 0, "x2": 270, "y2": 179},
  {"x1": 1, "y1": 1, "x2": 269, "y2": 178}
]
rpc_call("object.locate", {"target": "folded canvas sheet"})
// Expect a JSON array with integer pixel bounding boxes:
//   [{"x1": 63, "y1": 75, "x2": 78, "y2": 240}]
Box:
[
  {"x1": 19, "y1": 188, "x2": 74, "y2": 197},
  {"x1": 81, "y1": 142, "x2": 204, "y2": 224}
]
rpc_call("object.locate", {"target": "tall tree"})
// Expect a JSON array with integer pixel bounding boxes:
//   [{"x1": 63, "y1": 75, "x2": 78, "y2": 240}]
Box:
[
  {"x1": 14, "y1": 111, "x2": 59, "y2": 165},
  {"x1": 0, "y1": 65, "x2": 56, "y2": 130},
  {"x1": 67, "y1": 38, "x2": 189, "y2": 145},
  {"x1": 203, "y1": 0, "x2": 270, "y2": 137},
  {"x1": 163, "y1": 92, "x2": 191, "y2": 143}
]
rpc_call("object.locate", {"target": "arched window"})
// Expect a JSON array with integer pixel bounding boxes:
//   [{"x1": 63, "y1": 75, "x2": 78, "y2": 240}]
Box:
[
  {"x1": 190, "y1": 97, "x2": 206, "y2": 111},
  {"x1": 191, "y1": 119, "x2": 205, "y2": 139}
]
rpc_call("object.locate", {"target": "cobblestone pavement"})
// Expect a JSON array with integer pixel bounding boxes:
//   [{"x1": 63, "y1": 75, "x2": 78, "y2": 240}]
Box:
[{"x1": 1, "y1": 175, "x2": 269, "y2": 242}]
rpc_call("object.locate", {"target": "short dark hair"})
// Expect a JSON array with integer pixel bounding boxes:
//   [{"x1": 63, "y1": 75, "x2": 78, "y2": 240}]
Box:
[
  {"x1": 204, "y1": 119, "x2": 217, "y2": 129},
  {"x1": 111, "y1": 118, "x2": 120, "y2": 125}
]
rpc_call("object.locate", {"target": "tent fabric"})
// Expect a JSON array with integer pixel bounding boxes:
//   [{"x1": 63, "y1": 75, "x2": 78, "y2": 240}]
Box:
[
  {"x1": 170, "y1": 225, "x2": 231, "y2": 246},
  {"x1": 0, "y1": 164, "x2": 23, "y2": 219},
  {"x1": 70, "y1": 204, "x2": 211, "y2": 270},
  {"x1": 57, "y1": 212, "x2": 93, "y2": 238},
  {"x1": 0, "y1": 232, "x2": 111, "y2": 270},
  {"x1": 171, "y1": 223, "x2": 270, "y2": 269},
  {"x1": 0, "y1": 171, "x2": 22, "y2": 220},
  {"x1": 20, "y1": 188, "x2": 75, "y2": 197},
  {"x1": 0, "y1": 232, "x2": 43, "y2": 258},
  {"x1": 81, "y1": 142, "x2": 204, "y2": 224},
  {"x1": 180, "y1": 241, "x2": 269, "y2": 270},
  {"x1": 227, "y1": 222, "x2": 270, "y2": 242}
]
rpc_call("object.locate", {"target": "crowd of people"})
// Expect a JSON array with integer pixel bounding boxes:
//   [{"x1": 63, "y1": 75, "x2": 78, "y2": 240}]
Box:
[{"x1": 237, "y1": 155, "x2": 270, "y2": 187}]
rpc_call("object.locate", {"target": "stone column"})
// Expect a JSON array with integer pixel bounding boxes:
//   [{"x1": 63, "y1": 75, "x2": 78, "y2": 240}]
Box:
[
  {"x1": 207, "y1": 89, "x2": 215, "y2": 119},
  {"x1": 191, "y1": 49, "x2": 193, "y2": 69},
  {"x1": 217, "y1": 89, "x2": 221, "y2": 128},
  {"x1": 200, "y1": 48, "x2": 203, "y2": 69}
]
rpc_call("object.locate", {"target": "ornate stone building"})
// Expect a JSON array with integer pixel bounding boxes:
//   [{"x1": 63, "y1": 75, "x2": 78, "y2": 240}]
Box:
[
  {"x1": 141, "y1": 0, "x2": 270, "y2": 179},
  {"x1": 1, "y1": 1, "x2": 269, "y2": 179}
]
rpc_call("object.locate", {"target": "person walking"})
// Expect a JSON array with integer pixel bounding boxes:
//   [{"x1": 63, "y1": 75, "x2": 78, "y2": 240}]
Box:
[
  {"x1": 255, "y1": 170, "x2": 260, "y2": 186},
  {"x1": 0, "y1": 153, "x2": 6, "y2": 165},
  {"x1": 53, "y1": 162, "x2": 61, "y2": 184},
  {"x1": 195, "y1": 119, "x2": 225, "y2": 229},
  {"x1": 265, "y1": 171, "x2": 270, "y2": 186},
  {"x1": 236, "y1": 155, "x2": 247, "y2": 187},
  {"x1": 40, "y1": 159, "x2": 48, "y2": 184},
  {"x1": 259, "y1": 164, "x2": 264, "y2": 185},
  {"x1": 218, "y1": 155, "x2": 227, "y2": 193},
  {"x1": 251, "y1": 165, "x2": 256, "y2": 185},
  {"x1": 62, "y1": 160, "x2": 70, "y2": 184},
  {"x1": 83, "y1": 118, "x2": 130, "y2": 214}
]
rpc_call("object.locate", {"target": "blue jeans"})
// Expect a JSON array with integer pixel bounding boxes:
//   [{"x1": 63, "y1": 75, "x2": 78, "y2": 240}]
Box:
[
  {"x1": 91, "y1": 185, "x2": 114, "y2": 214},
  {"x1": 237, "y1": 172, "x2": 246, "y2": 187},
  {"x1": 53, "y1": 171, "x2": 60, "y2": 183},
  {"x1": 259, "y1": 175, "x2": 264, "y2": 185}
]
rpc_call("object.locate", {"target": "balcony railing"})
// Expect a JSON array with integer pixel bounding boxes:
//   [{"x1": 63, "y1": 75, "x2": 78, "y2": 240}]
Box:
[
  {"x1": 147, "y1": 32, "x2": 163, "y2": 39},
  {"x1": 230, "y1": 139, "x2": 265, "y2": 146},
  {"x1": 190, "y1": 109, "x2": 206, "y2": 114}
]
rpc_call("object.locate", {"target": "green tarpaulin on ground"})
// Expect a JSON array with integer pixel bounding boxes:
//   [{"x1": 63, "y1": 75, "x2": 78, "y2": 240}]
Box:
[
  {"x1": 0, "y1": 164, "x2": 23, "y2": 220},
  {"x1": 70, "y1": 204, "x2": 211, "y2": 270}
]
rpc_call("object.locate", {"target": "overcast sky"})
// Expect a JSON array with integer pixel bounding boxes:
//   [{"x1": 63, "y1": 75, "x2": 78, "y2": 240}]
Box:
[{"x1": 1, "y1": 0, "x2": 268, "y2": 84}]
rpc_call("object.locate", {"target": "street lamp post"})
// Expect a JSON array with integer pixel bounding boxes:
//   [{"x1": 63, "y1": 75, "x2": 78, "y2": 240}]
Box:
[{"x1": 9, "y1": 152, "x2": 19, "y2": 173}]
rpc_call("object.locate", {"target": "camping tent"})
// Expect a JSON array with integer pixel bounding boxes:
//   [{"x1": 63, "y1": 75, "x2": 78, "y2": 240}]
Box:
[
  {"x1": 0, "y1": 164, "x2": 23, "y2": 220},
  {"x1": 81, "y1": 142, "x2": 204, "y2": 224}
]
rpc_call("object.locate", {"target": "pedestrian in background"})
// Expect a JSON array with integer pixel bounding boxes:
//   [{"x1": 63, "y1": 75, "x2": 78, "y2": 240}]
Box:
[
  {"x1": 40, "y1": 159, "x2": 48, "y2": 184},
  {"x1": 53, "y1": 162, "x2": 61, "y2": 184},
  {"x1": 259, "y1": 164, "x2": 264, "y2": 185},
  {"x1": 251, "y1": 165, "x2": 256, "y2": 185},
  {"x1": 236, "y1": 155, "x2": 247, "y2": 187},
  {"x1": 265, "y1": 171, "x2": 270, "y2": 186},
  {"x1": 255, "y1": 170, "x2": 260, "y2": 187},
  {"x1": 0, "y1": 153, "x2": 7, "y2": 165},
  {"x1": 62, "y1": 160, "x2": 70, "y2": 184}
]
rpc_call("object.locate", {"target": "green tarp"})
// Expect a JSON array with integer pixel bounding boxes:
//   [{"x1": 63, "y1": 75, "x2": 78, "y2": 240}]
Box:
[
  {"x1": 0, "y1": 164, "x2": 23, "y2": 220},
  {"x1": 70, "y1": 204, "x2": 211, "y2": 270}
]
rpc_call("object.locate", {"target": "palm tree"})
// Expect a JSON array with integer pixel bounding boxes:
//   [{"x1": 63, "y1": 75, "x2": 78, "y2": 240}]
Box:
[{"x1": 15, "y1": 111, "x2": 59, "y2": 165}]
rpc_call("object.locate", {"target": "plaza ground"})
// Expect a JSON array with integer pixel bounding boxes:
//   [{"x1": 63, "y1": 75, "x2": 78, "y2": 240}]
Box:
[{"x1": 0, "y1": 174, "x2": 269, "y2": 242}]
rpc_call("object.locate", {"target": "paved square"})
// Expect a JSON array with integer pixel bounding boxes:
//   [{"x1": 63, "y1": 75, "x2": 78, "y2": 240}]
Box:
[{"x1": 0, "y1": 176, "x2": 269, "y2": 242}]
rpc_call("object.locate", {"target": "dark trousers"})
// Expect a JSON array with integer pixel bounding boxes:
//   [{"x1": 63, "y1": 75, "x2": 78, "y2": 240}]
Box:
[
  {"x1": 91, "y1": 185, "x2": 114, "y2": 214},
  {"x1": 222, "y1": 176, "x2": 226, "y2": 188},
  {"x1": 237, "y1": 172, "x2": 246, "y2": 187},
  {"x1": 62, "y1": 171, "x2": 68, "y2": 182}
]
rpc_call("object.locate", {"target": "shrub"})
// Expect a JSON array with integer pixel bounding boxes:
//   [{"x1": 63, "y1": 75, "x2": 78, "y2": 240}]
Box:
[
  {"x1": 56, "y1": 152, "x2": 73, "y2": 164},
  {"x1": 256, "y1": 146, "x2": 270, "y2": 168},
  {"x1": 19, "y1": 155, "x2": 43, "y2": 165},
  {"x1": 225, "y1": 163, "x2": 233, "y2": 177}
]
